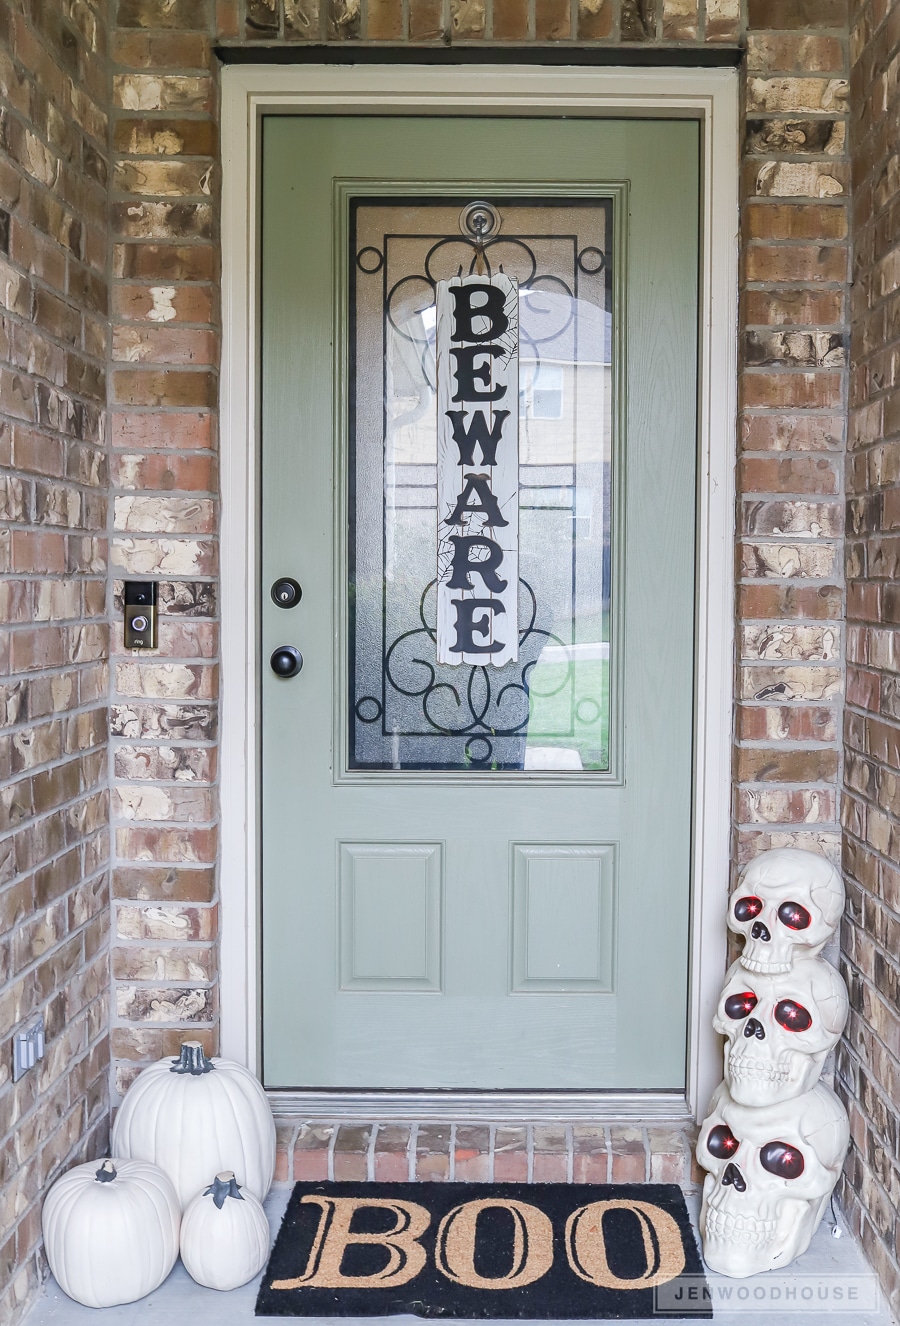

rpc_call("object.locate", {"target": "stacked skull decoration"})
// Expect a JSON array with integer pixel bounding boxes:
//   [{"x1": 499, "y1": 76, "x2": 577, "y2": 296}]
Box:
[{"x1": 697, "y1": 848, "x2": 850, "y2": 1277}]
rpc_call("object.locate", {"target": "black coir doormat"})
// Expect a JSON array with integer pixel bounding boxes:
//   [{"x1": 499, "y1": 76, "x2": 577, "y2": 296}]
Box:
[{"x1": 256, "y1": 1182, "x2": 710, "y2": 1319}]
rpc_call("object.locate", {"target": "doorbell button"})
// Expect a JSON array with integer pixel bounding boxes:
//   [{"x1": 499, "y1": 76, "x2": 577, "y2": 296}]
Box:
[
  {"x1": 272, "y1": 577, "x2": 302, "y2": 608},
  {"x1": 123, "y1": 581, "x2": 158, "y2": 650}
]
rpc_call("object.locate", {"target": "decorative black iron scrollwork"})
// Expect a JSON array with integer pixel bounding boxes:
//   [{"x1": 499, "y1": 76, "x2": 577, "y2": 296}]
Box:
[
  {"x1": 382, "y1": 578, "x2": 571, "y2": 739},
  {"x1": 350, "y1": 198, "x2": 613, "y2": 769}
]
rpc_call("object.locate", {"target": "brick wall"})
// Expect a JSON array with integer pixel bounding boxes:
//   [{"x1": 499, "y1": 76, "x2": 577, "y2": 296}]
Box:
[
  {"x1": 837, "y1": 0, "x2": 900, "y2": 1316},
  {"x1": 108, "y1": 12, "x2": 220, "y2": 1096},
  {"x1": 0, "y1": 0, "x2": 111, "y2": 1321}
]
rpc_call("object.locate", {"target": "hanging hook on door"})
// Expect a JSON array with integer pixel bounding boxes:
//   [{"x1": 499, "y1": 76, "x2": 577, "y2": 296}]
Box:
[{"x1": 459, "y1": 200, "x2": 501, "y2": 277}]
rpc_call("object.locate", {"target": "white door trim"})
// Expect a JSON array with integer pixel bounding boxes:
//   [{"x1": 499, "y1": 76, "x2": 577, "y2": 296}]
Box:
[{"x1": 219, "y1": 64, "x2": 738, "y2": 1123}]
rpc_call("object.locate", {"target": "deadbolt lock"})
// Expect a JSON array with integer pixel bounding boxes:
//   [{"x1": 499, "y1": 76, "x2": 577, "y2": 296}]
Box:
[{"x1": 272, "y1": 577, "x2": 302, "y2": 608}]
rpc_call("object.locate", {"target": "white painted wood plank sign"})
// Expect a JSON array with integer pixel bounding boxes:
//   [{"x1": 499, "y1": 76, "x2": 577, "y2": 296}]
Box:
[{"x1": 435, "y1": 273, "x2": 519, "y2": 667}]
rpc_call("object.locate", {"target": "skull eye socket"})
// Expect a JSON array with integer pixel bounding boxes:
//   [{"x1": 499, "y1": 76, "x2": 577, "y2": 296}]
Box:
[
  {"x1": 707, "y1": 1124, "x2": 740, "y2": 1159},
  {"x1": 760, "y1": 1141, "x2": 805, "y2": 1179},
  {"x1": 777, "y1": 900, "x2": 812, "y2": 930},
  {"x1": 774, "y1": 999, "x2": 812, "y2": 1032},
  {"x1": 724, "y1": 991, "x2": 758, "y2": 1020},
  {"x1": 733, "y1": 895, "x2": 763, "y2": 922}
]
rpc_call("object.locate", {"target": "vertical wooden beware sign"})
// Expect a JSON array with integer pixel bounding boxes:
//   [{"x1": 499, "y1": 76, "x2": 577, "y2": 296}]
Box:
[{"x1": 436, "y1": 273, "x2": 519, "y2": 667}]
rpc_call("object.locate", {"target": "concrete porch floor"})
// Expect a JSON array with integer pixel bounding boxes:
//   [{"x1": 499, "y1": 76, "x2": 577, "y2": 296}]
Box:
[{"x1": 22, "y1": 1186, "x2": 893, "y2": 1326}]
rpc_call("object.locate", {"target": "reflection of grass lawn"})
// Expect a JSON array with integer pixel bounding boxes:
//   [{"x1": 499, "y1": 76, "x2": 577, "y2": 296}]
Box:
[{"x1": 525, "y1": 658, "x2": 610, "y2": 770}]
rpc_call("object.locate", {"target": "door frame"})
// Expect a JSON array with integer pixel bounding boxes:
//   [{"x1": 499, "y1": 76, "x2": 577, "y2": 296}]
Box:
[{"x1": 219, "y1": 63, "x2": 738, "y2": 1123}]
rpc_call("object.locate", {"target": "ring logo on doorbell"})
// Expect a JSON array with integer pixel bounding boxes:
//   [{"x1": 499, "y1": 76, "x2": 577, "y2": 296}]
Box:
[{"x1": 124, "y1": 581, "x2": 158, "y2": 650}]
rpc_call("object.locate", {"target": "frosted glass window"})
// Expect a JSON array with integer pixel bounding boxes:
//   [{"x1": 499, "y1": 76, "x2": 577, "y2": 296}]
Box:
[{"x1": 349, "y1": 199, "x2": 614, "y2": 773}]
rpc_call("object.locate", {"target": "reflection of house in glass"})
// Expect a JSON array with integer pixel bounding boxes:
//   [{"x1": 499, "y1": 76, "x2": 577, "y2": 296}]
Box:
[{"x1": 381, "y1": 284, "x2": 612, "y2": 772}]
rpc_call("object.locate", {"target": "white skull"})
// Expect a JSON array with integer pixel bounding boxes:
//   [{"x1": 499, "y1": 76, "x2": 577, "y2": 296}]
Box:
[
  {"x1": 728, "y1": 848, "x2": 845, "y2": 973},
  {"x1": 713, "y1": 957, "x2": 848, "y2": 1105},
  {"x1": 697, "y1": 1080, "x2": 848, "y2": 1277}
]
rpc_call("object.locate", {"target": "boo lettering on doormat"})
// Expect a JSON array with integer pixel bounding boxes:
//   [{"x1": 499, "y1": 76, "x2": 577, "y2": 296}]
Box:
[{"x1": 256, "y1": 1181, "x2": 710, "y2": 1319}]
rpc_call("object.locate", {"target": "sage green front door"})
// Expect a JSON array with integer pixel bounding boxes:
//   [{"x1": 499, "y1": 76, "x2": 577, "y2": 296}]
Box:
[{"x1": 260, "y1": 116, "x2": 699, "y2": 1090}]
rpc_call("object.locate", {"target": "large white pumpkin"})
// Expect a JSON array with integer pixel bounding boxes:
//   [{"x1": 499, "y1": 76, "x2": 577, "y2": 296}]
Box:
[
  {"x1": 111, "y1": 1041, "x2": 276, "y2": 1208},
  {"x1": 180, "y1": 1171, "x2": 271, "y2": 1291},
  {"x1": 42, "y1": 1159, "x2": 180, "y2": 1308}
]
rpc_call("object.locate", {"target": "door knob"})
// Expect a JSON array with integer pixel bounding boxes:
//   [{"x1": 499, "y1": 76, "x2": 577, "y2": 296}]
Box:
[{"x1": 270, "y1": 646, "x2": 303, "y2": 678}]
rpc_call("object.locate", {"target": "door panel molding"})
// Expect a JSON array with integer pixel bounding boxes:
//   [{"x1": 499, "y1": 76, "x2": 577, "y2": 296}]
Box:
[
  {"x1": 332, "y1": 179, "x2": 630, "y2": 788},
  {"x1": 220, "y1": 65, "x2": 738, "y2": 1122}
]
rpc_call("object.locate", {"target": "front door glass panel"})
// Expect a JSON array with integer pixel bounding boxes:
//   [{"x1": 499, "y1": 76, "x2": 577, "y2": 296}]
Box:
[{"x1": 349, "y1": 200, "x2": 613, "y2": 773}]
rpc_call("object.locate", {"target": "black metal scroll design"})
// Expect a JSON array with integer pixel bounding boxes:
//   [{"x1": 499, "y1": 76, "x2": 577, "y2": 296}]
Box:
[
  {"x1": 360, "y1": 220, "x2": 609, "y2": 753},
  {"x1": 382, "y1": 579, "x2": 571, "y2": 738}
]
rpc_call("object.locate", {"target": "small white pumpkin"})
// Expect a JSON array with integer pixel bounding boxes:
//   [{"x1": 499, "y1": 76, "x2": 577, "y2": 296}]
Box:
[
  {"x1": 112, "y1": 1041, "x2": 276, "y2": 1208},
  {"x1": 180, "y1": 1171, "x2": 271, "y2": 1291},
  {"x1": 42, "y1": 1158, "x2": 180, "y2": 1308}
]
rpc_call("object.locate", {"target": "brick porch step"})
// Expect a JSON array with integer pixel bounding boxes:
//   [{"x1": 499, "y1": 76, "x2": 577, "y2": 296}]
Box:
[{"x1": 273, "y1": 1119, "x2": 700, "y2": 1188}]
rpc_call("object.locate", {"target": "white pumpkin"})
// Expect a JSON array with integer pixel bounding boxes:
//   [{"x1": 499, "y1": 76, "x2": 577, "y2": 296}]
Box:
[
  {"x1": 42, "y1": 1159, "x2": 180, "y2": 1308},
  {"x1": 111, "y1": 1041, "x2": 276, "y2": 1208},
  {"x1": 180, "y1": 1171, "x2": 271, "y2": 1291}
]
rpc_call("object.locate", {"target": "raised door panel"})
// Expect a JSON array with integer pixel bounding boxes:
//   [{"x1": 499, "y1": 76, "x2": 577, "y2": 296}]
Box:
[
  {"x1": 339, "y1": 842, "x2": 443, "y2": 991},
  {"x1": 512, "y1": 844, "x2": 615, "y2": 992}
]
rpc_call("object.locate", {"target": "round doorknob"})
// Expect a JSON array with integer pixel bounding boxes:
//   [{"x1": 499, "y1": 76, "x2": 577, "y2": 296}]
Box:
[{"x1": 270, "y1": 646, "x2": 303, "y2": 678}]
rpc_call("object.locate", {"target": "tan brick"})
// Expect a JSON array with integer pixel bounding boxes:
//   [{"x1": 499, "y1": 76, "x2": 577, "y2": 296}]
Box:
[
  {"x1": 111, "y1": 369, "x2": 216, "y2": 408},
  {"x1": 741, "y1": 415, "x2": 844, "y2": 451},
  {"x1": 534, "y1": 0, "x2": 570, "y2": 39},
  {"x1": 737, "y1": 747, "x2": 840, "y2": 783},
  {"x1": 294, "y1": 1124, "x2": 333, "y2": 1181},
  {"x1": 748, "y1": 0, "x2": 846, "y2": 27},
  {"x1": 747, "y1": 34, "x2": 845, "y2": 73},
  {"x1": 408, "y1": 0, "x2": 444, "y2": 39},
  {"x1": 374, "y1": 1124, "x2": 411, "y2": 1180},
  {"x1": 114, "y1": 119, "x2": 218, "y2": 157},
  {"x1": 115, "y1": 903, "x2": 217, "y2": 941},
  {"x1": 284, "y1": 0, "x2": 321, "y2": 37},
  {"x1": 577, "y1": 0, "x2": 613, "y2": 38},
  {"x1": 493, "y1": 1126, "x2": 527, "y2": 1181},
  {"x1": 744, "y1": 203, "x2": 848, "y2": 242},
  {"x1": 334, "y1": 1124, "x2": 371, "y2": 1180},
  {"x1": 746, "y1": 78, "x2": 849, "y2": 114},
  {"x1": 112, "y1": 865, "x2": 216, "y2": 902},
  {"x1": 745, "y1": 244, "x2": 847, "y2": 283},
  {"x1": 489, "y1": 0, "x2": 526, "y2": 37},
  {"x1": 416, "y1": 1124, "x2": 451, "y2": 1180},
  {"x1": 453, "y1": 1125, "x2": 490, "y2": 1181}
]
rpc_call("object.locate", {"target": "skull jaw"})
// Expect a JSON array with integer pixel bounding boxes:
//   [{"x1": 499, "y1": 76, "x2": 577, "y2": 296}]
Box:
[
  {"x1": 701, "y1": 1176, "x2": 779, "y2": 1278},
  {"x1": 725, "y1": 1048, "x2": 828, "y2": 1107},
  {"x1": 740, "y1": 952, "x2": 792, "y2": 974},
  {"x1": 740, "y1": 938, "x2": 830, "y2": 974},
  {"x1": 701, "y1": 1181, "x2": 831, "y2": 1278}
]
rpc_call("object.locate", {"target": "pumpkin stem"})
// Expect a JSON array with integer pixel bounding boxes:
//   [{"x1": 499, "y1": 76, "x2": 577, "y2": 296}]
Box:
[
  {"x1": 170, "y1": 1040, "x2": 215, "y2": 1075},
  {"x1": 95, "y1": 1160, "x2": 117, "y2": 1183},
  {"x1": 205, "y1": 1171, "x2": 244, "y2": 1209}
]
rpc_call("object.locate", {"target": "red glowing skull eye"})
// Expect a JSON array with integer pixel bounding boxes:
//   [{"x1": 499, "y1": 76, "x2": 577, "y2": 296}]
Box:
[
  {"x1": 734, "y1": 896, "x2": 763, "y2": 922},
  {"x1": 707, "y1": 1125, "x2": 740, "y2": 1159},
  {"x1": 760, "y1": 1141, "x2": 805, "y2": 1179},
  {"x1": 777, "y1": 900, "x2": 811, "y2": 930},
  {"x1": 774, "y1": 999, "x2": 812, "y2": 1032},
  {"x1": 724, "y1": 992, "x2": 758, "y2": 1020}
]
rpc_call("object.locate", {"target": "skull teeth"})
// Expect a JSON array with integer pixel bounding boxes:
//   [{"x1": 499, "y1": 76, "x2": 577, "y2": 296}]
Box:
[
  {"x1": 729, "y1": 1056, "x2": 791, "y2": 1082},
  {"x1": 705, "y1": 1207, "x2": 777, "y2": 1247},
  {"x1": 740, "y1": 956, "x2": 792, "y2": 974}
]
